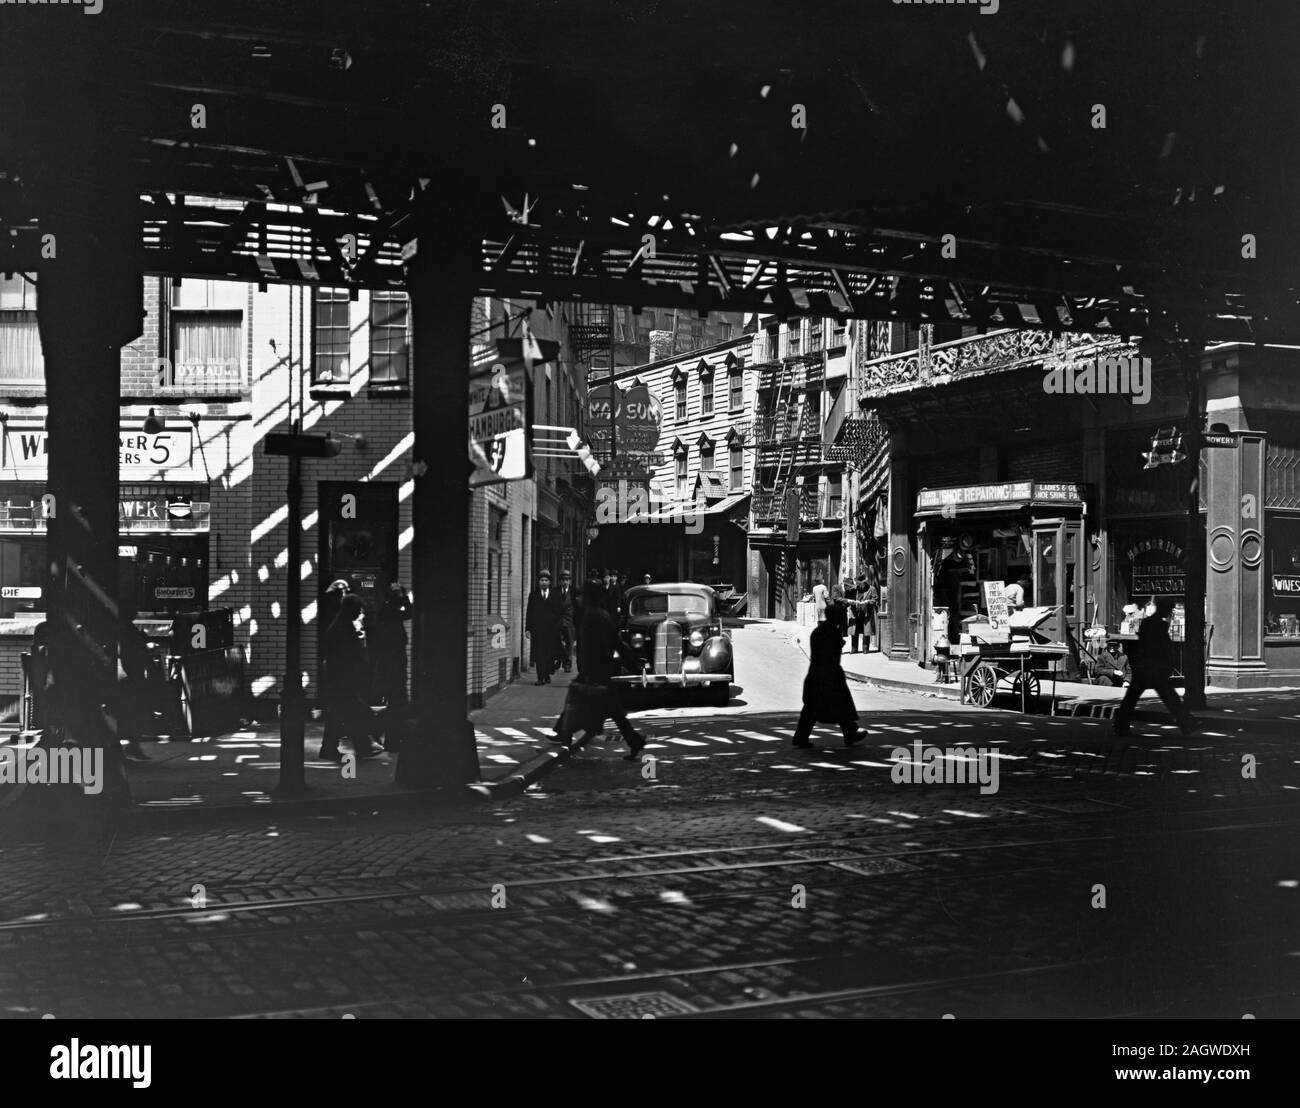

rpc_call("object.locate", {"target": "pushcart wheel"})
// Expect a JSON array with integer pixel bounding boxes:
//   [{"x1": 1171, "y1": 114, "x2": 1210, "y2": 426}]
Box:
[
  {"x1": 1012, "y1": 672, "x2": 1041, "y2": 702},
  {"x1": 968, "y1": 662, "x2": 998, "y2": 708}
]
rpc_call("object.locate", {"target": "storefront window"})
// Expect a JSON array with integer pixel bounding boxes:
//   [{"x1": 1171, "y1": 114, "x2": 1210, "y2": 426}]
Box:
[
  {"x1": 0, "y1": 537, "x2": 44, "y2": 618},
  {"x1": 1266, "y1": 513, "x2": 1300, "y2": 636}
]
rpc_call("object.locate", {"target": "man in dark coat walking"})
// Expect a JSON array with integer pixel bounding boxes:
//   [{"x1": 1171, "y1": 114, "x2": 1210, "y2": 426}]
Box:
[
  {"x1": 793, "y1": 601, "x2": 866, "y2": 749},
  {"x1": 1114, "y1": 596, "x2": 1200, "y2": 737},
  {"x1": 525, "y1": 568, "x2": 563, "y2": 684},
  {"x1": 551, "y1": 580, "x2": 646, "y2": 759},
  {"x1": 556, "y1": 569, "x2": 578, "y2": 672},
  {"x1": 320, "y1": 592, "x2": 384, "y2": 761}
]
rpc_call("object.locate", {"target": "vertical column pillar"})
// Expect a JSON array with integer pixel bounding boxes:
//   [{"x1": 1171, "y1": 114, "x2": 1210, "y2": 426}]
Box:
[
  {"x1": 395, "y1": 195, "x2": 482, "y2": 790},
  {"x1": 35, "y1": 187, "x2": 143, "y2": 817},
  {"x1": 1180, "y1": 345, "x2": 1209, "y2": 709},
  {"x1": 886, "y1": 429, "x2": 913, "y2": 660},
  {"x1": 1206, "y1": 427, "x2": 1267, "y2": 685},
  {"x1": 1082, "y1": 426, "x2": 1107, "y2": 625}
]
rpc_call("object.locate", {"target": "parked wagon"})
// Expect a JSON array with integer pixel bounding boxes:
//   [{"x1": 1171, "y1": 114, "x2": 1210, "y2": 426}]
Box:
[{"x1": 954, "y1": 605, "x2": 1069, "y2": 713}]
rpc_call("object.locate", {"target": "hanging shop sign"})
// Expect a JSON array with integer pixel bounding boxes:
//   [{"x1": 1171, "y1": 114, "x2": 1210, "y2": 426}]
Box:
[
  {"x1": 120, "y1": 497, "x2": 211, "y2": 532},
  {"x1": 916, "y1": 482, "x2": 1084, "y2": 513},
  {"x1": 1126, "y1": 537, "x2": 1185, "y2": 595},
  {"x1": 1, "y1": 426, "x2": 195, "y2": 477},
  {"x1": 468, "y1": 353, "x2": 531, "y2": 487},
  {"x1": 586, "y1": 381, "x2": 663, "y2": 456},
  {"x1": 155, "y1": 587, "x2": 196, "y2": 600}
]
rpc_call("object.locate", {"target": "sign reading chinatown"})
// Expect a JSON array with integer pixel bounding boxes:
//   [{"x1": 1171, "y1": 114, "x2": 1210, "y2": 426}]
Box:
[
  {"x1": 587, "y1": 381, "x2": 663, "y2": 457},
  {"x1": 1127, "y1": 538, "x2": 1185, "y2": 596}
]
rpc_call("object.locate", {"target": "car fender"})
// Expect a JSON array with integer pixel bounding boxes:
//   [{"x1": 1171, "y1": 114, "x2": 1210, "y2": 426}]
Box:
[{"x1": 700, "y1": 635, "x2": 732, "y2": 674}]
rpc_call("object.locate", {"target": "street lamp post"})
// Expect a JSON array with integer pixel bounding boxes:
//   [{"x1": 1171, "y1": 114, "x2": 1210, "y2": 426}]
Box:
[{"x1": 265, "y1": 423, "x2": 342, "y2": 797}]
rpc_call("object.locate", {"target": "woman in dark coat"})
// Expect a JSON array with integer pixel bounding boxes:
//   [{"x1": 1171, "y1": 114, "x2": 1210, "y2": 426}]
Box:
[
  {"x1": 792, "y1": 601, "x2": 865, "y2": 750},
  {"x1": 371, "y1": 583, "x2": 413, "y2": 709},
  {"x1": 320, "y1": 593, "x2": 383, "y2": 761}
]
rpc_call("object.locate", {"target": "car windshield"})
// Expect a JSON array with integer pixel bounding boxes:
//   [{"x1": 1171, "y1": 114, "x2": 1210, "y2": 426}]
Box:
[{"x1": 630, "y1": 593, "x2": 710, "y2": 617}]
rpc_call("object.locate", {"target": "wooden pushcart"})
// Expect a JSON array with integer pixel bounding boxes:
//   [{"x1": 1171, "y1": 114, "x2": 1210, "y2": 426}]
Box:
[{"x1": 955, "y1": 606, "x2": 1069, "y2": 714}]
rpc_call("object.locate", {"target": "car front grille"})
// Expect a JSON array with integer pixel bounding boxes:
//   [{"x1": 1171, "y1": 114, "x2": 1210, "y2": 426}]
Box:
[{"x1": 654, "y1": 621, "x2": 683, "y2": 674}]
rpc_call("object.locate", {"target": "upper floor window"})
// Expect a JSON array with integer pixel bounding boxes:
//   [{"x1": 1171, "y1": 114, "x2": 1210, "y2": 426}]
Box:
[
  {"x1": 700, "y1": 439, "x2": 716, "y2": 472},
  {"x1": 728, "y1": 358, "x2": 744, "y2": 410},
  {"x1": 0, "y1": 274, "x2": 42, "y2": 384},
  {"x1": 785, "y1": 323, "x2": 802, "y2": 357},
  {"x1": 168, "y1": 279, "x2": 244, "y2": 391},
  {"x1": 729, "y1": 442, "x2": 744, "y2": 491},
  {"x1": 675, "y1": 377, "x2": 688, "y2": 421},
  {"x1": 313, "y1": 287, "x2": 351, "y2": 383},
  {"x1": 676, "y1": 449, "x2": 689, "y2": 496},
  {"x1": 719, "y1": 321, "x2": 733, "y2": 341},
  {"x1": 370, "y1": 291, "x2": 411, "y2": 385},
  {"x1": 698, "y1": 360, "x2": 714, "y2": 417}
]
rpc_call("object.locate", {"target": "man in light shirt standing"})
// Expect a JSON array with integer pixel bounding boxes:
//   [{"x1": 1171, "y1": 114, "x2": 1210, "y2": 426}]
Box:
[
  {"x1": 1004, "y1": 574, "x2": 1031, "y2": 611},
  {"x1": 812, "y1": 577, "x2": 829, "y2": 622}
]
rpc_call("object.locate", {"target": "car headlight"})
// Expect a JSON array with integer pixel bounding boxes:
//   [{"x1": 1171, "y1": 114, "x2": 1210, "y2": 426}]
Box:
[
  {"x1": 689, "y1": 629, "x2": 705, "y2": 648},
  {"x1": 631, "y1": 632, "x2": 644, "y2": 648}
]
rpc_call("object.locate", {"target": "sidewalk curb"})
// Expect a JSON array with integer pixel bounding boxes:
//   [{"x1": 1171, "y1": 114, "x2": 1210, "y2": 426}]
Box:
[{"x1": 470, "y1": 731, "x2": 594, "y2": 801}]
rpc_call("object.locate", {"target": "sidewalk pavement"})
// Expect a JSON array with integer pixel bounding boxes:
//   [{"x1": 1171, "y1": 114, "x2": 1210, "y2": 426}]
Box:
[
  {"x1": 0, "y1": 667, "x2": 588, "y2": 828},
  {"x1": 785, "y1": 620, "x2": 1299, "y2": 719}
]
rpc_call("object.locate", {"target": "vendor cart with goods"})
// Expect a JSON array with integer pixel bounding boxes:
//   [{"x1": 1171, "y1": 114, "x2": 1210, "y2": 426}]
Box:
[{"x1": 955, "y1": 603, "x2": 1070, "y2": 713}]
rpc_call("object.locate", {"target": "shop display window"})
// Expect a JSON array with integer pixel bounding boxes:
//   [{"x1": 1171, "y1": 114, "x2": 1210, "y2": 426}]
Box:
[{"x1": 1266, "y1": 514, "x2": 1300, "y2": 637}]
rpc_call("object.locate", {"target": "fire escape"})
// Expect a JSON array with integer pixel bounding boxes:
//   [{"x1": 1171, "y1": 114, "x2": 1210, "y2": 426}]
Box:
[
  {"x1": 752, "y1": 335, "x2": 826, "y2": 533},
  {"x1": 570, "y1": 303, "x2": 614, "y2": 387}
]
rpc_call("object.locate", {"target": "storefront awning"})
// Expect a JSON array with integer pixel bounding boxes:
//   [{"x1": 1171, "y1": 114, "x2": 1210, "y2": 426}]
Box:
[
  {"x1": 640, "y1": 491, "x2": 750, "y2": 525},
  {"x1": 915, "y1": 481, "x2": 1085, "y2": 519}
]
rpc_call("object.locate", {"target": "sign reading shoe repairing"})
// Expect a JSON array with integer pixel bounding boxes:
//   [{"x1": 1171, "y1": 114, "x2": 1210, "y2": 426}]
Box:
[{"x1": 1, "y1": 425, "x2": 196, "y2": 478}]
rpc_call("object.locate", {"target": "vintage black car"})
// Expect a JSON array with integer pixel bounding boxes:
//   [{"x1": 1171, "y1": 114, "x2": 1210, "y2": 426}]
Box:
[{"x1": 613, "y1": 583, "x2": 733, "y2": 705}]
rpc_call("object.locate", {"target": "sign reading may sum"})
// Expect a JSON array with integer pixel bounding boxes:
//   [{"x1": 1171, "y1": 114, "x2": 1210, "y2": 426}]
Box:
[{"x1": 1, "y1": 428, "x2": 194, "y2": 475}]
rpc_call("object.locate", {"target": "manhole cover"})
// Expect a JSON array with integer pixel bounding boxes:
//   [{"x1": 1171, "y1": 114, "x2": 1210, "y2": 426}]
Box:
[
  {"x1": 829, "y1": 857, "x2": 920, "y2": 876},
  {"x1": 569, "y1": 992, "x2": 698, "y2": 1019}
]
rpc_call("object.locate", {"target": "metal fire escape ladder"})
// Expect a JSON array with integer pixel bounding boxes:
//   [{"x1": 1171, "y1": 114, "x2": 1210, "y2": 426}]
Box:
[{"x1": 769, "y1": 363, "x2": 803, "y2": 529}]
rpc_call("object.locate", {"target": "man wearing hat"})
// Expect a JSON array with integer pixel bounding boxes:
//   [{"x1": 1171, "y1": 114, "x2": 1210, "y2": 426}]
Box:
[
  {"x1": 849, "y1": 571, "x2": 879, "y2": 654},
  {"x1": 556, "y1": 568, "x2": 578, "y2": 672},
  {"x1": 525, "y1": 568, "x2": 563, "y2": 685}
]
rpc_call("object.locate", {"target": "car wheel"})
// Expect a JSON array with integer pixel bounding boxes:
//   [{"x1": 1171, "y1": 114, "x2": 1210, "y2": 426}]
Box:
[{"x1": 708, "y1": 678, "x2": 731, "y2": 707}]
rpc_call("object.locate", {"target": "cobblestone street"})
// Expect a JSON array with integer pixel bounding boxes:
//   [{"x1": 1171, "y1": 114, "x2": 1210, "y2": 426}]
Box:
[{"x1": 4, "y1": 626, "x2": 1298, "y2": 1020}]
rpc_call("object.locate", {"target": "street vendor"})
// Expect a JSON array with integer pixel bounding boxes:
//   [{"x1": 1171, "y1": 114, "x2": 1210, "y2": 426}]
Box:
[{"x1": 1003, "y1": 574, "x2": 1031, "y2": 610}]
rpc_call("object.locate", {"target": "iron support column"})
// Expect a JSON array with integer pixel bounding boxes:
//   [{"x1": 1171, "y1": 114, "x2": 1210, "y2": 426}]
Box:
[
  {"x1": 1181, "y1": 343, "x2": 1208, "y2": 711},
  {"x1": 396, "y1": 196, "x2": 482, "y2": 791},
  {"x1": 34, "y1": 187, "x2": 143, "y2": 825}
]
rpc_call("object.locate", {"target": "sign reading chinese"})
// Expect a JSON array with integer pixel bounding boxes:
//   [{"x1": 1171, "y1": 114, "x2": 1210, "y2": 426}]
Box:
[
  {"x1": 1, "y1": 427, "x2": 195, "y2": 476},
  {"x1": 468, "y1": 354, "x2": 530, "y2": 487}
]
